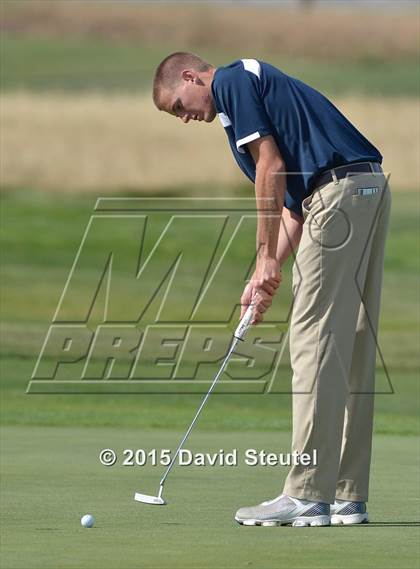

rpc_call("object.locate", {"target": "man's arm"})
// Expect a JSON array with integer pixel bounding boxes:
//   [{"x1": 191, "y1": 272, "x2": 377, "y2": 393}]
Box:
[
  {"x1": 248, "y1": 135, "x2": 304, "y2": 268},
  {"x1": 239, "y1": 135, "x2": 284, "y2": 321},
  {"x1": 253, "y1": 137, "x2": 285, "y2": 257},
  {"x1": 276, "y1": 207, "x2": 304, "y2": 266}
]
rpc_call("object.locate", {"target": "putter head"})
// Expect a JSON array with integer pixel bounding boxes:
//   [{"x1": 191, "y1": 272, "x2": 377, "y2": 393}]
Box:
[{"x1": 134, "y1": 492, "x2": 166, "y2": 506}]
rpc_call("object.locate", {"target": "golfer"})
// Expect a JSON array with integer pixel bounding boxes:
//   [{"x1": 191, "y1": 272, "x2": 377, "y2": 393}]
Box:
[{"x1": 152, "y1": 52, "x2": 391, "y2": 527}]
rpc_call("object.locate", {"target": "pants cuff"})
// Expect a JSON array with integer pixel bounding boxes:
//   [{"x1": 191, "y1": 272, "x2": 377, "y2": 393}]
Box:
[
  {"x1": 335, "y1": 479, "x2": 368, "y2": 502},
  {"x1": 283, "y1": 483, "x2": 334, "y2": 504},
  {"x1": 335, "y1": 491, "x2": 368, "y2": 502}
]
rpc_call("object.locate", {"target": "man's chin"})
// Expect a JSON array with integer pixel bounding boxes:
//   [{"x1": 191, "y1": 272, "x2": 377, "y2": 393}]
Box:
[{"x1": 205, "y1": 110, "x2": 217, "y2": 123}]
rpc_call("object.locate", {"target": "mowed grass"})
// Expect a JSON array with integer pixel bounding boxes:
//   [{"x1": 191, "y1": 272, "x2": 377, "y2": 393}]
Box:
[
  {"x1": 0, "y1": 189, "x2": 418, "y2": 435},
  {"x1": 0, "y1": 190, "x2": 419, "y2": 568},
  {"x1": 1, "y1": 427, "x2": 419, "y2": 569},
  {"x1": 2, "y1": 34, "x2": 419, "y2": 96}
]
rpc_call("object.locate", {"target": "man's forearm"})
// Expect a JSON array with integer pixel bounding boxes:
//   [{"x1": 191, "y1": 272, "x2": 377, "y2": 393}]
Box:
[
  {"x1": 276, "y1": 207, "x2": 303, "y2": 266},
  {"x1": 254, "y1": 162, "x2": 285, "y2": 259}
]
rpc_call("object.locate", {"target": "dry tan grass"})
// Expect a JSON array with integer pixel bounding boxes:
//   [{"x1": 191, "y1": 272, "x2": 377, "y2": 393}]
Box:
[
  {"x1": 1, "y1": 92, "x2": 418, "y2": 192},
  {"x1": 340, "y1": 96, "x2": 419, "y2": 192},
  {"x1": 1, "y1": 1, "x2": 418, "y2": 61},
  {"x1": 0, "y1": 92, "x2": 242, "y2": 192}
]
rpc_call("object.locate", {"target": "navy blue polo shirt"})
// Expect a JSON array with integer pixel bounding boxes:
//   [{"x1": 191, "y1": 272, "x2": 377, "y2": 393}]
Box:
[{"x1": 211, "y1": 59, "x2": 382, "y2": 217}]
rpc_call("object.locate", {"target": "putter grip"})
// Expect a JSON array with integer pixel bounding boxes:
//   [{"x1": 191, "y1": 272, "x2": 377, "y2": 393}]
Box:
[{"x1": 234, "y1": 304, "x2": 255, "y2": 340}]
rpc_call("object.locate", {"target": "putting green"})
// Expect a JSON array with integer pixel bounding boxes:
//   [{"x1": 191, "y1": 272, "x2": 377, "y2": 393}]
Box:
[
  {"x1": 1, "y1": 191, "x2": 419, "y2": 568},
  {"x1": 1, "y1": 427, "x2": 418, "y2": 569}
]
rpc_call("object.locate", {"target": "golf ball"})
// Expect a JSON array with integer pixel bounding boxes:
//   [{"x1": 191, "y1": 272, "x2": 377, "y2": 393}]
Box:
[{"x1": 80, "y1": 514, "x2": 95, "y2": 528}]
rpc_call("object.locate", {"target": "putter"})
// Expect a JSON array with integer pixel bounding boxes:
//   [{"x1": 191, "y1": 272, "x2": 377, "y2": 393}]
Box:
[{"x1": 134, "y1": 303, "x2": 256, "y2": 506}]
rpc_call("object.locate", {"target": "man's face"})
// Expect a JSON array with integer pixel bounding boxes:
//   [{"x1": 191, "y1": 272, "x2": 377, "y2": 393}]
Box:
[{"x1": 162, "y1": 69, "x2": 217, "y2": 123}]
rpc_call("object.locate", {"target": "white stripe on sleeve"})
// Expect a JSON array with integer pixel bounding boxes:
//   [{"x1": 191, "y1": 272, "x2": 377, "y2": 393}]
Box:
[
  {"x1": 236, "y1": 131, "x2": 261, "y2": 153},
  {"x1": 218, "y1": 112, "x2": 231, "y2": 127},
  {"x1": 241, "y1": 59, "x2": 261, "y2": 79}
]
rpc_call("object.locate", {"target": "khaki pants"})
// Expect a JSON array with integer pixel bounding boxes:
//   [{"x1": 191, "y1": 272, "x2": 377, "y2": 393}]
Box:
[{"x1": 283, "y1": 165, "x2": 391, "y2": 504}]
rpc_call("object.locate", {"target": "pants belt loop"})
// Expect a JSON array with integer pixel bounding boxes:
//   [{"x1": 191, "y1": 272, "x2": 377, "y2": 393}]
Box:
[
  {"x1": 331, "y1": 168, "x2": 339, "y2": 185},
  {"x1": 369, "y1": 162, "x2": 376, "y2": 175}
]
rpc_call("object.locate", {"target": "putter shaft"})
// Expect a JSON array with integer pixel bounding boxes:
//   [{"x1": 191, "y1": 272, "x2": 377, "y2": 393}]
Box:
[
  {"x1": 159, "y1": 335, "x2": 241, "y2": 489},
  {"x1": 134, "y1": 303, "x2": 255, "y2": 504}
]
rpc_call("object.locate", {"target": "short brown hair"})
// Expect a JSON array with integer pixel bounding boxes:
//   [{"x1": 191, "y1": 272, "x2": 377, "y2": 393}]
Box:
[{"x1": 153, "y1": 52, "x2": 212, "y2": 109}]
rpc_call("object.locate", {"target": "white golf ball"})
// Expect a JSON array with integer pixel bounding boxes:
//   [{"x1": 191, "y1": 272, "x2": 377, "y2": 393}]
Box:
[{"x1": 81, "y1": 514, "x2": 95, "y2": 528}]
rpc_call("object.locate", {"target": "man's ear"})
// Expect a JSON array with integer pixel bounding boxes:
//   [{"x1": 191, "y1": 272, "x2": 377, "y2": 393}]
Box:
[{"x1": 181, "y1": 69, "x2": 195, "y2": 83}]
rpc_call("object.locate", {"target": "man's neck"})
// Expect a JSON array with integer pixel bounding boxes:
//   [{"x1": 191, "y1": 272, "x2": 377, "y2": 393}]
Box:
[{"x1": 208, "y1": 67, "x2": 218, "y2": 85}]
